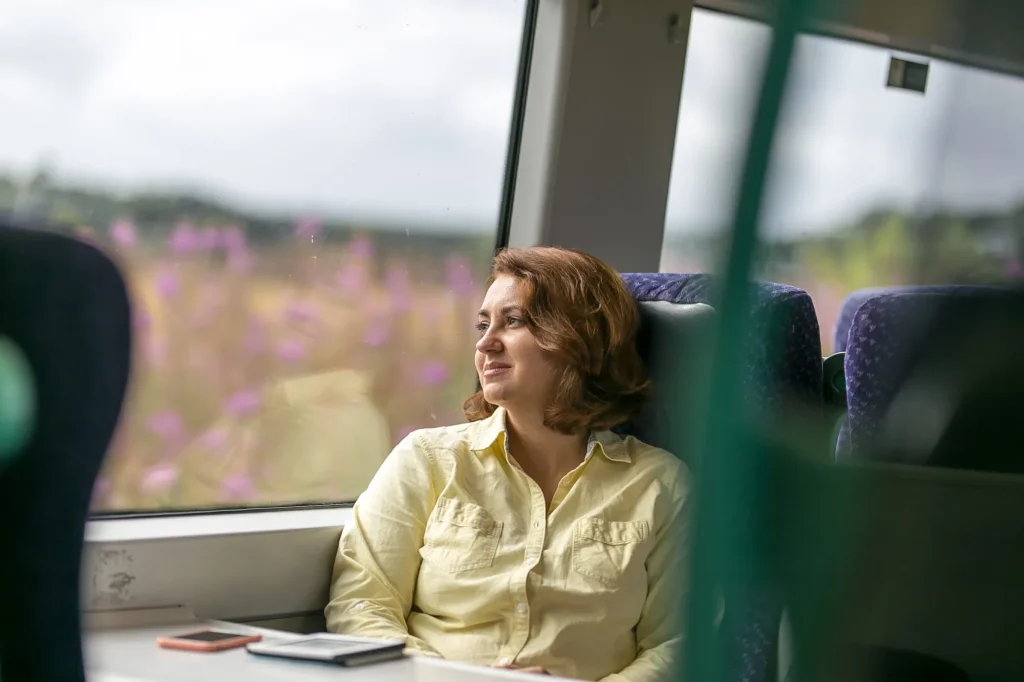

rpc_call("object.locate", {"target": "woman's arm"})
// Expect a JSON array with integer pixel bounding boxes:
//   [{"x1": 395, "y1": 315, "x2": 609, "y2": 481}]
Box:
[
  {"x1": 324, "y1": 432, "x2": 443, "y2": 656},
  {"x1": 600, "y1": 483, "x2": 692, "y2": 682}
]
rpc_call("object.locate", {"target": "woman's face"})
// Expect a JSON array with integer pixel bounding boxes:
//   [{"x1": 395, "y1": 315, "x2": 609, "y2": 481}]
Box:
[{"x1": 475, "y1": 275, "x2": 558, "y2": 416}]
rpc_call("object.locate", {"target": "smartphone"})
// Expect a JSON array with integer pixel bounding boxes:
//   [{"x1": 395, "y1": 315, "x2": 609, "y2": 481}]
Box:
[{"x1": 157, "y1": 629, "x2": 263, "y2": 652}]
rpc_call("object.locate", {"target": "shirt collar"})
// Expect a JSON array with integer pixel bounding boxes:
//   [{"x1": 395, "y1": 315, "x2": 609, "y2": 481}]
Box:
[{"x1": 468, "y1": 407, "x2": 631, "y2": 464}]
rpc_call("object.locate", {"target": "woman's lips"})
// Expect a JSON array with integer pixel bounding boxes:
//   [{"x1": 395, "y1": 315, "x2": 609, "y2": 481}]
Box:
[{"x1": 482, "y1": 364, "x2": 511, "y2": 377}]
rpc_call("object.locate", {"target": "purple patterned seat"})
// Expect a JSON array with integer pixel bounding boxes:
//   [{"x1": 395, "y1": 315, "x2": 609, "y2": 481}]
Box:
[
  {"x1": 621, "y1": 272, "x2": 823, "y2": 682},
  {"x1": 833, "y1": 285, "x2": 999, "y2": 353},
  {"x1": 623, "y1": 273, "x2": 823, "y2": 410},
  {"x1": 840, "y1": 287, "x2": 1015, "y2": 461}
]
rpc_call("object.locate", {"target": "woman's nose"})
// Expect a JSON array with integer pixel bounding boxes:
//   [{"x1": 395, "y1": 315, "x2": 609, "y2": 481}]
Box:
[{"x1": 476, "y1": 330, "x2": 502, "y2": 353}]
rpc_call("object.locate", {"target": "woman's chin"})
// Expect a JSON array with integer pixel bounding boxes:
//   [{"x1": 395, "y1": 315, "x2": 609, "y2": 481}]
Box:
[{"x1": 482, "y1": 388, "x2": 508, "y2": 407}]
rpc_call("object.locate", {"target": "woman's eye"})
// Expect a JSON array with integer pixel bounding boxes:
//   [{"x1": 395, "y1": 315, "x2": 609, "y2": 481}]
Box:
[
  {"x1": 507, "y1": 316, "x2": 523, "y2": 327},
  {"x1": 475, "y1": 322, "x2": 489, "y2": 333}
]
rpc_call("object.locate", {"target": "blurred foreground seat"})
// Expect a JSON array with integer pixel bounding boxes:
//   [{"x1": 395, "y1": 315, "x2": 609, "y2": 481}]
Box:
[{"x1": 0, "y1": 225, "x2": 131, "y2": 681}]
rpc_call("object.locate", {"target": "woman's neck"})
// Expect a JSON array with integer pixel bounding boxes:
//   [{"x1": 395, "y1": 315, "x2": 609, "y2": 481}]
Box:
[{"x1": 504, "y1": 408, "x2": 588, "y2": 480}]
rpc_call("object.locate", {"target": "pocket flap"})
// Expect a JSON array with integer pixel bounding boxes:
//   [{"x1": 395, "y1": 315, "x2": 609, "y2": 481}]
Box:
[
  {"x1": 575, "y1": 518, "x2": 649, "y2": 545},
  {"x1": 433, "y1": 497, "x2": 499, "y2": 535}
]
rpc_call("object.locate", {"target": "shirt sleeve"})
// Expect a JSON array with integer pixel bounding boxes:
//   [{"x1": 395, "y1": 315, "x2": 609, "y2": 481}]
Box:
[
  {"x1": 324, "y1": 431, "x2": 443, "y2": 657},
  {"x1": 599, "y1": 478, "x2": 692, "y2": 682}
]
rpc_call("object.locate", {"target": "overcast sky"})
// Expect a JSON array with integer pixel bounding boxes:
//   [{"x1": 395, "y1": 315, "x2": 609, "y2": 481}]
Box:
[{"x1": 2, "y1": 2, "x2": 1024, "y2": 238}]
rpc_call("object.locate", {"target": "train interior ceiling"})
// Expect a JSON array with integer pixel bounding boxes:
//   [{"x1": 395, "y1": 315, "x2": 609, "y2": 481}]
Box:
[{"x1": 2, "y1": 0, "x2": 1024, "y2": 681}]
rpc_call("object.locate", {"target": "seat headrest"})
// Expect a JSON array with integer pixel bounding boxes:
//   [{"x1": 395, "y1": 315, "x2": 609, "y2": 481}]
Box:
[{"x1": 619, "y1": 301, "x2": 715, "y2": 463}]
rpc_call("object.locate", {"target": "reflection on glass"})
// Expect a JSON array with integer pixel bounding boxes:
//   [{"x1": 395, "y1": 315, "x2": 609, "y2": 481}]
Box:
[
  {"x1": 0, "y1": 0, "x2": 527, "y2": 511},
  {"x1": 663, "y1": 9, "x2": 1024, "y2": 350}
]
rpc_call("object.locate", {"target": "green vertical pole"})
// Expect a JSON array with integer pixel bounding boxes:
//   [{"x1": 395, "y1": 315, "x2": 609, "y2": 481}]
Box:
[
  {"x1": 0, "y1": 336, "x2": 34, "y2": 470},
  {"x1": 680, "y1": 0, "x2": 813, "y2": 679}
]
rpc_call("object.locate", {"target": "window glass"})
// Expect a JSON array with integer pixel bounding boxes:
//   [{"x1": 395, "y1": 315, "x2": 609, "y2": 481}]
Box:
[
  {"x1": 663, "y1": 9, "x2": 1024, "y2": 351},
  {"x1": 0, "y1": 0, "x2": 528, "y2": 511}
]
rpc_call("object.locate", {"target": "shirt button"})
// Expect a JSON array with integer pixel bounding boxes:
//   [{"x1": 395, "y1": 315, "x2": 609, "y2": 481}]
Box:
[
  {"x1": 532, "y1": 521, "x2": 541, "y2": 529},
  {"x1": 354, "y1": 602, "x2": 366, "y2": 611},
  {"x1": 526, "y1": 557, "x2": 537, "y2": 567},
  {"x1": 499, "y1": 657, "x2": 511, "y2": 666},
  {"x1": 516, "y1": 603, "x2": 527, "y2": 614}
]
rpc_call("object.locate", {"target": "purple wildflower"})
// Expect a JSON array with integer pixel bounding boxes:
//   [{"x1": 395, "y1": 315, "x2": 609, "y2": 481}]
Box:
[
  {"x1": 169, "y1": 221, "x2": 200, "y2": 254},
  {"x1": 146, "y1": 411, "x2": 183, "y2": 441},
  {"x1": 110, "y1": 219, "x2": 137, "y2": 248},
  {"x1": 91, "y1": 477, "x2": 111, "y2": 507},
  {"x1": 140, "y1": 464, "x2": 180, "y2": 493},
  {"x1": 154, "y1": 270, "x2": 180, "y2": 298},
  {"x1": 418, "y1": 360, "x2": 450, "y2": 387},
  {"x1": 276, "y1": 338, "x2": 307, "y2": 362},
  {"x1": 349, "y1": 234, "x2": 375, "y2": 260},
  {"x1": 335, "y1": 267, "x2": 366, "y2": 295},
  {"x1": 384, "y1": 266, "x2": 413, "y2": 313},
  {"x1": 199, "y1": 427, "x2": 230, "y2": 450},
  {"x1": 220, "y1": 224, "x2": 247, "y2": 252},
  {"x1": 224, "y1": 390, "x2": 262, "y2": 417},
  {"x1": 133, "y1": 309, "x2": 151, "y2": 331},
  {"x1": 198, "y1": 226, "x2": 220, "y2": 251},
  {"x1": 363, "y1": 324, "x2": 390, "y2": 347},
  {"x1": 220, "y1": 474, "x2": 256, "y2": 501},
  {"x1": 385, "y1": 265, "x2": 410, "y2": 293}
]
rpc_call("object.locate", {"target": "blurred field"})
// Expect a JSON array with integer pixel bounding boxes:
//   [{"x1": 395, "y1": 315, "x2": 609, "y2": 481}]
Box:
[
  {"x1": 64, "y1": 209, "x2": 1024, "y2": 512},
  {"x1": 82, "y1": 220, "x2": 491, "y2": 512},
  {"x1": 13, "y1": 170, "x2": 1022, "y2": 512}
]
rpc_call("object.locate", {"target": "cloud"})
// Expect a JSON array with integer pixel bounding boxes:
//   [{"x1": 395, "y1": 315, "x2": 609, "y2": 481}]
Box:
[
  {"x1": 0, "y1": 0, "x2": 525, "y2": 230},
  {"x1": 666, "y1": 10, "x2": 1024, "y2": 240},
  {"x1": 3, "y1": 2, "x2": 1024, "y2": 239}
]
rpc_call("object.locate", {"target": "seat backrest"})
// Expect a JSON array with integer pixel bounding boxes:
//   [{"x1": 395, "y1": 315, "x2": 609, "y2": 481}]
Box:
[
  {"x1": 833, "y1": 285, "x2": 1000, "y2": 353},
  {"x1": 622, "y1": 273, "x2": 823, "y2": 682},
  {"x1": 780, "y1": 294, "x2": 1024, "y2": 680},
  {"x1": 623, "y1": 273, "x2": 823, "y2": 412},
  {"x1": 624, "y1": 300, "x2": 715, "y2": 463},
  {"x1": 840, "y1": 288, "x2": 1021, "y2": 463},
  {"x1": 0, "y1": 226, "x2": 132, "y2": 682}
]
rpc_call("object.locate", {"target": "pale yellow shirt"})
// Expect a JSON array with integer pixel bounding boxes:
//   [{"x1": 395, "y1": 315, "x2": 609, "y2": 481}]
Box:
[{"x1": 326, "y1": 407, "x2": 691, "y2": 682}]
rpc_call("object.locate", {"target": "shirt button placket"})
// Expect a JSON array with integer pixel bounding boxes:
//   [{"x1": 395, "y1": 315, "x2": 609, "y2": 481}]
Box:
[{"x1": 507, "y1": 489, "x2": 545, "y2": 661}]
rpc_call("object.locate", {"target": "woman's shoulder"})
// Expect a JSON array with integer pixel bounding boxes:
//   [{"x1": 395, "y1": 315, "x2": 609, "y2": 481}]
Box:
[
  {"x1": 615, "y1": 434, "x2": 692, "y2": 492},
  {"x1": 397, "y1": 418, "x2": 496, "y2": 456}
]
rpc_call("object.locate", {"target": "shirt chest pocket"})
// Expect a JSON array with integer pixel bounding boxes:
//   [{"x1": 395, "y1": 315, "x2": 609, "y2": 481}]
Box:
[
  {"x1": 572, "y1": 517, "x2": 650, "y2": 587},
  {"x1": 420, "y1": 498, "x2": 503, "y2": 573}
]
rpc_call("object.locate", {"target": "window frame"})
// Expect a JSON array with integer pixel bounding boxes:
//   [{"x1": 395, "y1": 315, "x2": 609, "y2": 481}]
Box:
[
  {"x1": 83, "y1": 0, "x2": 698, "y2": 626},
  {"x1": 81, "y1": 0, "x2": 1024, "y2": 628},
  {"x1": 86, "y1": 0, "x2": 541, "y2": 522}
]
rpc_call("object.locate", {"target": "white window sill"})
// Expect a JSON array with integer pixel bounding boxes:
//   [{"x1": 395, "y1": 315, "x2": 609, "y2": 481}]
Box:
[
  {"x1": 83, "y1": 507, "x2": 353, "y2": 621},
  {"x1": 86, "y1": 506, "x2": 353, "y2": 543}
]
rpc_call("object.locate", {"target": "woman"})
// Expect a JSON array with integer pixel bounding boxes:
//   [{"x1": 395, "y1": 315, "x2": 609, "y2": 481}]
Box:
[{"x1": 326, "y1": 246, "x2": 691, "y2": 682}]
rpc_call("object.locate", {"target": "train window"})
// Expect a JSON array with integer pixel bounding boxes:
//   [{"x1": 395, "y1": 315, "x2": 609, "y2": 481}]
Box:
[
  {"x1": 662, "y1": 9, "x2": 1024, "y2": 351},
  {"x1": 0, "y1": 0, "x2": 529, "y2": 512}
]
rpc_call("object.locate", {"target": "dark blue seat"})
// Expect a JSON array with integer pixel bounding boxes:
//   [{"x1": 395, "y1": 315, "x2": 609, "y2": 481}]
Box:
[
  {"x1": 0, "y1": 225, "x2": 132, "y2": 681},
  {"x1": 833, "y1": 285, "x2": 1000, "y2": 353},
  {"x1": 622, "y1": 272, "x2": 824, "y2": 682},
  {"x1": 840, "y1": 287, "x2": 1018, "y2": 461},
  {"x1": 624, "y1": 273, "x2": 823, "y2": 411}
]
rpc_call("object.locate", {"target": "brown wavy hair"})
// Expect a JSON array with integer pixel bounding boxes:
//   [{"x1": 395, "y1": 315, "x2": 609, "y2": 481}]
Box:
[{"x1": 463, "y1": 246, "x2": 649, "y2": 434}]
